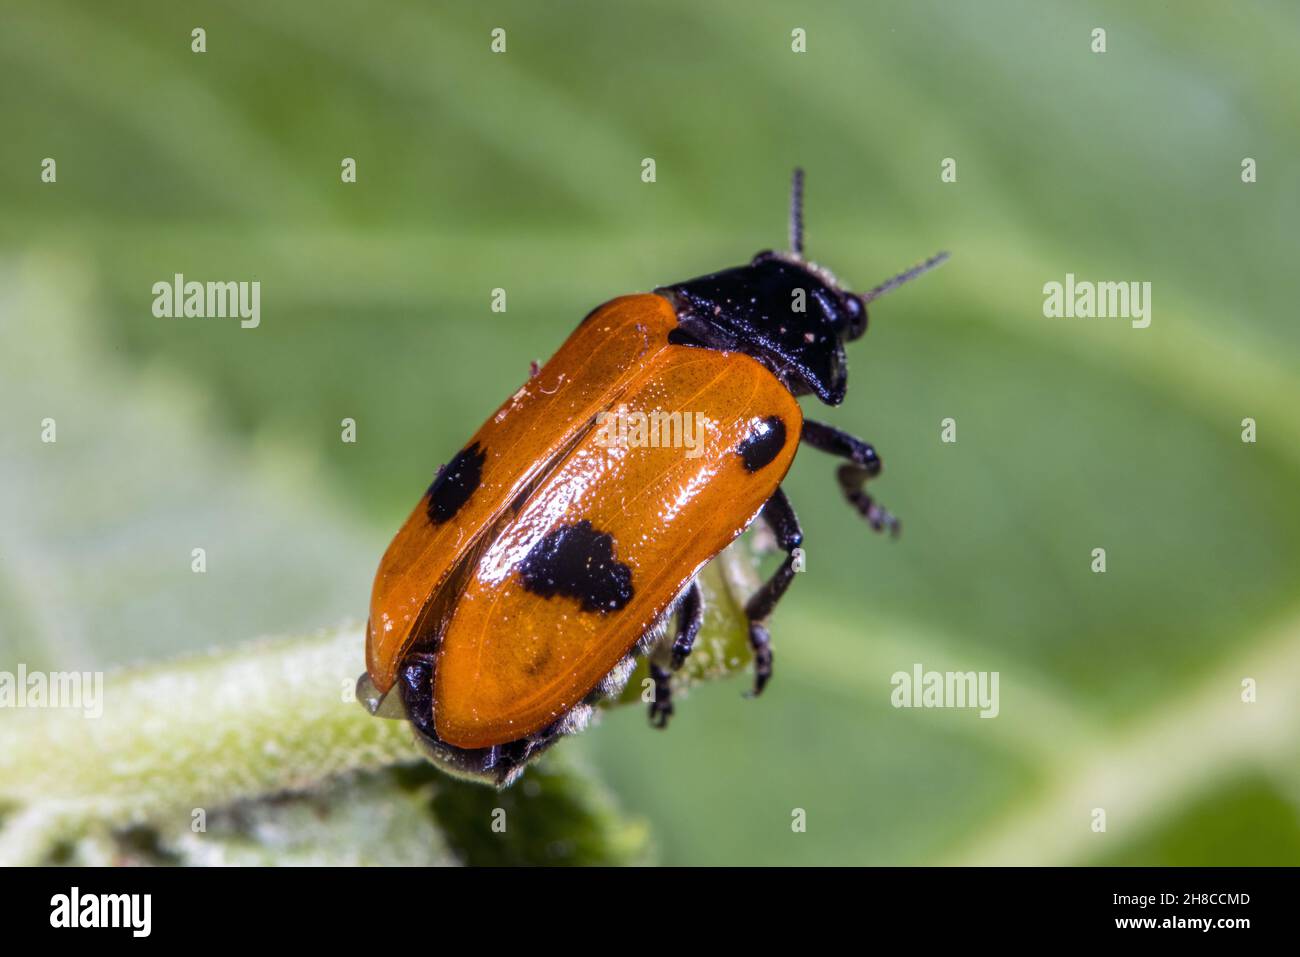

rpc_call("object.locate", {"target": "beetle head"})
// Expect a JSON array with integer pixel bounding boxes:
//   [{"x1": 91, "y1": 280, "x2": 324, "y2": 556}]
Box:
[{"x1": 657, "y1": 169, "x2": 947, "y2": 406}]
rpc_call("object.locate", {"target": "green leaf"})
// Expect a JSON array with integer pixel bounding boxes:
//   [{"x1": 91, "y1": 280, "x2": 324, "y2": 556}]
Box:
[{"x1": 2, "y1": 0, "x2": 1298, "y2": 866}]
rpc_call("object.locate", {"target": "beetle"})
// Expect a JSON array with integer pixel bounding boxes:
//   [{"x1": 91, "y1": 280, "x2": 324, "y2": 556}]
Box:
[{"x1": 357, "y1": 170, "x2": 947, "y2": 786}]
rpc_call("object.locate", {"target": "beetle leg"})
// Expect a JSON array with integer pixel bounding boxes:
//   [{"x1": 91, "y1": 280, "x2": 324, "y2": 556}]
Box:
[
  {"x1": 670, "y1": 580, "x2": 703, "y2": 670},
  {"x1": 648, "y1": 662, "x2": 674, "y2": 729},
  {"x1": 744, "y1": 487, "x2": 803, "y2": 697},
  {"x1": 649, "y1": 581, "x2": 704, "y2": 728},
  {"x1": 801, "y1": 419, "x2": 899, "y2": 538}
]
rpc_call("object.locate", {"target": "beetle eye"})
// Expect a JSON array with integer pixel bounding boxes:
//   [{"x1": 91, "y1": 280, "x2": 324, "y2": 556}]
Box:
[{"x1": 844, "y1": 294, "x2": 868, "y2": 339}]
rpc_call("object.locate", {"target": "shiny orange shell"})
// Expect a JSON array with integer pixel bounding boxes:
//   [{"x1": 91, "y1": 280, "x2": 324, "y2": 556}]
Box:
[{"x1": 366, "y1": 293, "x2": 802, "y2": 749}]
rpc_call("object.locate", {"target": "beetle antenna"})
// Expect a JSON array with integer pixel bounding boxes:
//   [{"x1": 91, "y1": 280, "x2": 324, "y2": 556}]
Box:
[
  {"x1": 861, "y1": 250, "x2": 950, "y2": 303},
  {"x1": 789, "y1": 167, "x2": 805, "y2": 258}
]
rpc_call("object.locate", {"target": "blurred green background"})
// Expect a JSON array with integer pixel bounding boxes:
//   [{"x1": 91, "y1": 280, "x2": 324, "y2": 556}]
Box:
[{"x1": 2, "y1": 0, "x2": 1299, "y2": 865}]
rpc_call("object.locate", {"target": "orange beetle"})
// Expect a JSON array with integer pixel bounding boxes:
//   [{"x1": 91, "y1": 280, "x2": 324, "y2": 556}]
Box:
[{"x1": 359, "y1": 171, "x2": 947, "y2": 786}]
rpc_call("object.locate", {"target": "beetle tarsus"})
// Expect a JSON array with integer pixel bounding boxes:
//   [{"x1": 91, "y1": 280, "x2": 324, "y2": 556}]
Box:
[
  {"x1": 803, "y1": 420, "x2": 901, "y2": 538},
  {"x1": 648, "y1": 662, "x2": 674, "y2": 728},
  {"x1": 746, "y1": 622, "x2": 773, "y2": 697},
  {"x1": 840, "y1": 466, "x2": 901, "y2": 538}
]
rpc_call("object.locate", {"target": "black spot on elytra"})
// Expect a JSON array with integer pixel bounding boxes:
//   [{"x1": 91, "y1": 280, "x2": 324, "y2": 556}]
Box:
[
  {"x1": 736, "y1": 416, "x2": 786, "y2": 472},
  {"x1": 518, "y1": 520, "x2": 633, "y2": 613},
  {"x1": 426, "y1": 443, "x2": 486, "y2": 525}
]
